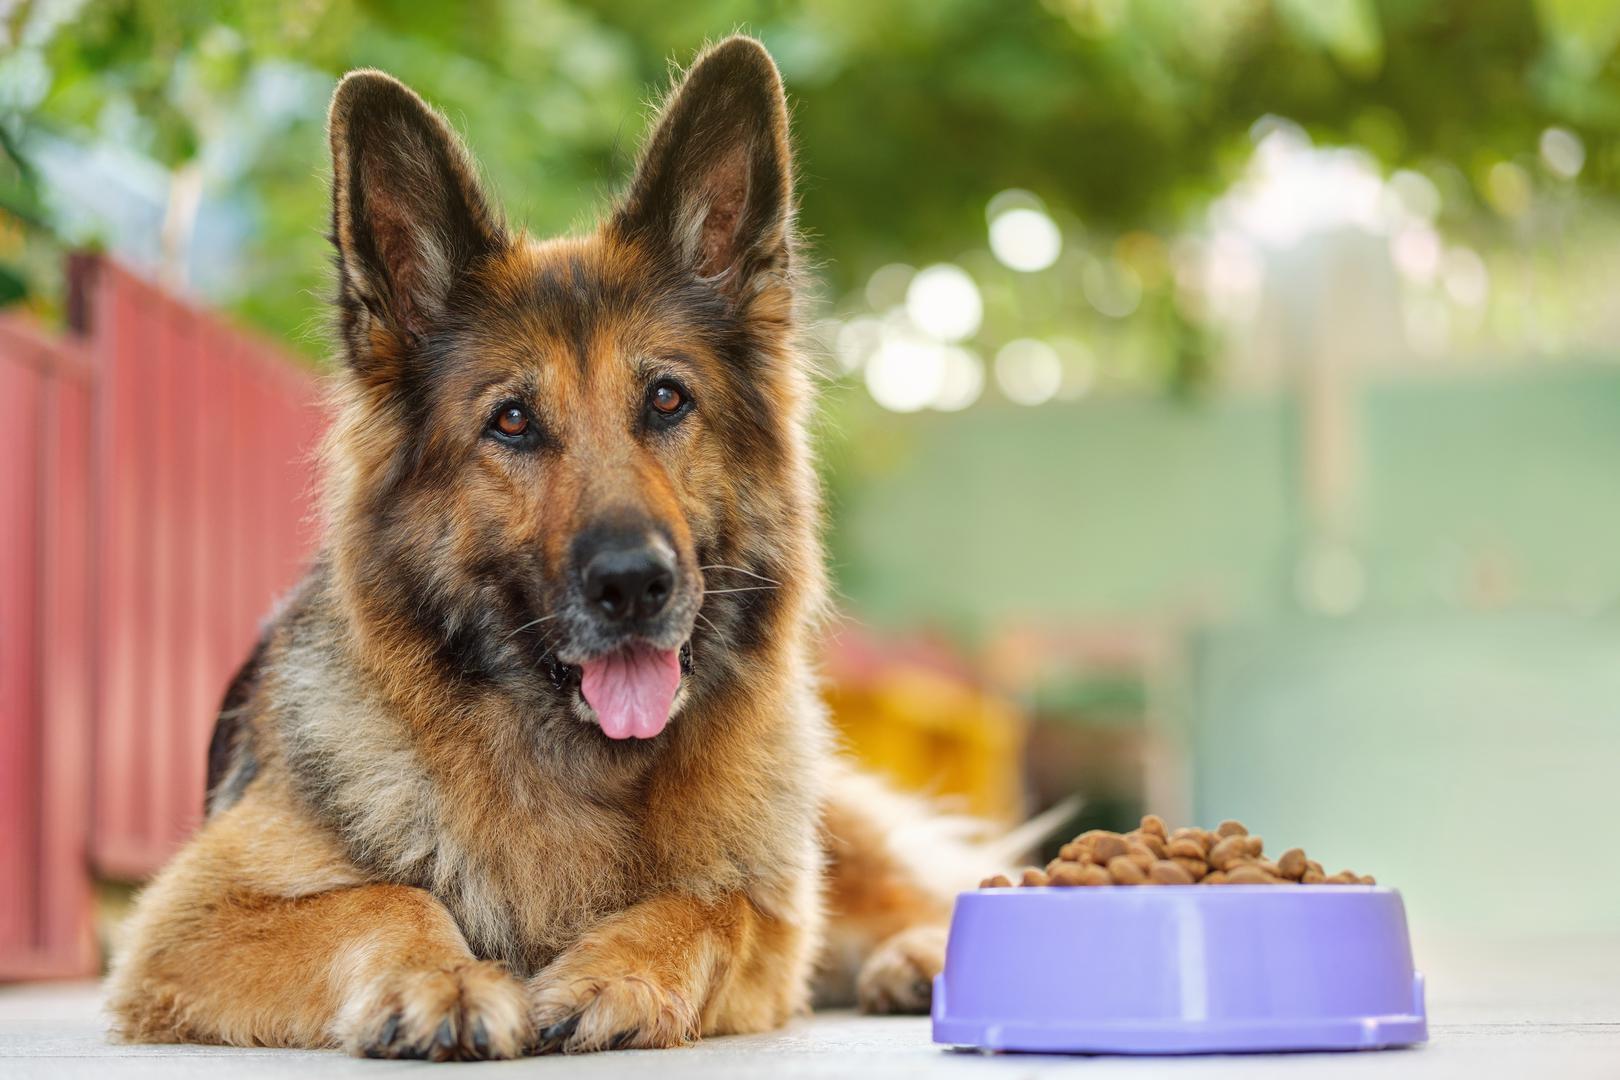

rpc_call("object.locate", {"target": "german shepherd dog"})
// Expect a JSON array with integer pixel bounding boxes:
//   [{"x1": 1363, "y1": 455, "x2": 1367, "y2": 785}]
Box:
[{"x1": 106, "y1": 37, "x2": 969, "y2": 1060}]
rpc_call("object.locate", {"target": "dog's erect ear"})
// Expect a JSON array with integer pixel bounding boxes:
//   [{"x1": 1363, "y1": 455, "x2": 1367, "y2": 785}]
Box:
[
  {"x1": 613, "y1": 37, "x2": 794, "y2": 299},
  {"x1": 327, "y1": 70, "x2": 504, "y2": 353}
]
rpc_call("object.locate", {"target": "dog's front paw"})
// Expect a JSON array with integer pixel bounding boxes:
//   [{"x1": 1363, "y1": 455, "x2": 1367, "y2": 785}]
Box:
[
  {"x1": 528, "y1": 960, "x2": 699, "y2": 1053},
  {"x1": 339, "y1": 959, "x2": 533, "y2": 1061},
  {"x1": 857, "y1": 924, "x2": 948, "y2": 1015}
]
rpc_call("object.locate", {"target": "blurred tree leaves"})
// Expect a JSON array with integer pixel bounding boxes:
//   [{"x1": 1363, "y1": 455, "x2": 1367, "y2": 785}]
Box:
[{"x1": 4, "y1": 0, "x2": 1620, "y2": 363}]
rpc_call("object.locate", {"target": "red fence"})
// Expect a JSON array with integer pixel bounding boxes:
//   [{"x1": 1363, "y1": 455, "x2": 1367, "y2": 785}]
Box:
[
  {"x1": 0, "y1": 257, "x2": 323, "y2": 978},
  {"x1": 0, "y1": 314, "x2": 94, "y2": 979}
]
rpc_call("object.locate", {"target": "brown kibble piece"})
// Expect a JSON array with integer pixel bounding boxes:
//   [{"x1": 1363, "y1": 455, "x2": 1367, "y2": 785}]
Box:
[
  {"x1": 1166, "y1": 837, "x2": 1206, "y2": 860},
  {"x1": 1172, "y1": 856, "x2": 1209, "y2": 881},
  {"x1": 1046, "y1": 861, "x2": 1084, "y2": 885},
  {"x1": 1106, "y1": 856, "x2": 1147, "y2": 884},
  {"x1": 1301, "y1": 868, "x2": 1325, "y2": 884},
  {"x1": 1090, "y1": 833, "x2": 1129, "y2": 865},
  {"x1": 1306, "y1": 859, "x2": 1324, "y2": 876},
  {"x1": 1359, "y1": 875, "x2": 1376, "y2": 886},
  {"x1": 1140, "y1": 814, "x2": 1168, "y2": 839},
  {"x1": 1149, "y1": 860, "x2": 1195, "y2": 885},
  {"x1": 1216, "y1": 820, "x2": 1248, "y2": 838},
  {"x1": 1124, "y1": 841, "x2": 1157, "y2": 872},
  {"x1": 1021, "y1": 867, "x2": 1050, "y2": 887},
  {"x1": 1278, "y1": 848, "x2": 1307, "y2": 880},
  {"x1": 1257, "y1": 859, "x2": 1282, "y2": 877},
  {"x1": 1128, "y1": 831, "x2": 1168, "y2": 859},
  {"x1": 1208, "y1": 835, "x2": 1247, "y2": 871},
  {"x1": 1202, "y1": 870, "x2": 1229, "y2": 884},
  {"x1": 980, "y1": 873, "x2": 1012, "y2": 888},
  {"x1": 1328, "y1": 870, "x2": 1359, "y2": 885},
  {"x1": 1244, "y1": 835, "x2": 1264, "y2": 857},
  {"x1": 1226, "y1": 864, "x2": 1275, "y2": 885},
  {"x1": 1048, "y1": 860, "x2": 1111, "y2": 886}
]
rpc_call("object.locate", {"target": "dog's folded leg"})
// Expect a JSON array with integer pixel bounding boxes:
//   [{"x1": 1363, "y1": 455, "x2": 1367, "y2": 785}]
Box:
[
  {"x1": 106, "y1": 790, "x2": 533, "y2": 1060},
  {"x1": 817, "y1": 765, "x2": 1076, "y2": 1015},
  {"x1": 526, "y1": 889, "x2": 811, "y2": 1053}
]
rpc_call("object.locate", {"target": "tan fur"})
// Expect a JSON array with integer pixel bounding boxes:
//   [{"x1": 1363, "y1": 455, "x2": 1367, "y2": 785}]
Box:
[{"x1": 107, "y1": 37, "x2": 961, "y2": 1060}]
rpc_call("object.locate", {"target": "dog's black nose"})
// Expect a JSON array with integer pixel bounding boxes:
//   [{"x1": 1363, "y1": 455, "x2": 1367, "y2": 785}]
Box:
[{"x1": 581, "y1": 540, "x2": 675, "y2": 623}]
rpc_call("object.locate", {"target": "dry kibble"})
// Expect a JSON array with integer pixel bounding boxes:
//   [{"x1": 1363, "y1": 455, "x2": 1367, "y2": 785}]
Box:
[
  {"x1": 1226, "y1": 864, "x2": 1276, "y2": 885},
  {"x1": 1172, "y1": 856, "x2": 1209, "y2": 881},
  {"x1": 1106, "y1": 856, "x2": 1148, "y2": 884},
  {"x1": 1074, "y1": 863, "x2": 1115, "y2": 886},
  {"x1": 1166, "y1": 837, "x2": 1206, "y2": 860},
  {"x1": 1124, "y1": 841, "x2": 1157, "y2": 872},
  {"x1": 1359, "y1": 875, "x2": 1376, "y2": 886},
  {"x1": 1208, "y1": 835, "x2": 1248, "y2": 871},
  {"x1": 1048, "y1": 860, "x2": 1112, "y2": 886},
  {"x1": 1090, "y1": 833, "x2": 1129, "y2": 865},
  {"x1": 1045, "y1": 861, "x2": 1086, "y2": 885},
  {"x1": 988, "y1": 817, "x2": 1376, "y2": 890},
  {"x1": 1149, "y1": 860, "x2": 1195, "y2": 885}
]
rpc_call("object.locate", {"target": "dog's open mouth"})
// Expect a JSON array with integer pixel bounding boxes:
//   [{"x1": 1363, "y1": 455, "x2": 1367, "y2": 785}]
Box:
[{"x1": 545, "y1": 642, "x2": 693, "y2": 740}]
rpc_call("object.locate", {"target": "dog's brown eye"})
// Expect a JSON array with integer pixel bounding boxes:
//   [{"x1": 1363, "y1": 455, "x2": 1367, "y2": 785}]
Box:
[
  {"x1": 494, "y1": 406, "x2": 529, "y2": 438},
  {"x1": 651, "y1": 383, "x2": 684, "y2": 414}
]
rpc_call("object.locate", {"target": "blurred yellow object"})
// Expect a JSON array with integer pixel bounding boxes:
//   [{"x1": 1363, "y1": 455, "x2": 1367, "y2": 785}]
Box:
[{"x1": 824, "y1": 660, "x2": 1026, "y2": 823}]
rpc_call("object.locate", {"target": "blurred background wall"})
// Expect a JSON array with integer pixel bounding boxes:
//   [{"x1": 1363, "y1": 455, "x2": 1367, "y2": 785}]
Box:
[{"x1": 5, "y1": 0, "x2": 1620, "y2": 973}]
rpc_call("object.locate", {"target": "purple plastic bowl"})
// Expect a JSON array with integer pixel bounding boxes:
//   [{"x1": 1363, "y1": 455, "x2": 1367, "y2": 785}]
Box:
[{"x1": 931, "y1": 885, "x2": 1427, "y2": 1055}]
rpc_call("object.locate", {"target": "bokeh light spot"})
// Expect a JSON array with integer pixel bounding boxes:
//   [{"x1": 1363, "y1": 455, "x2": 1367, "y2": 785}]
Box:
[
  {"x1": 989, "y1": 207, "x2": 1062, "y2": 272},
  {"x1": 1539, "y1": 127, "x2": 1585, "y2": 180},
  {"x1": 994, "y1": 339, "x2": 1063, "y2": 405},
  {"x1": 905, "y1": 264, "x2": 983, "y2": 342}
]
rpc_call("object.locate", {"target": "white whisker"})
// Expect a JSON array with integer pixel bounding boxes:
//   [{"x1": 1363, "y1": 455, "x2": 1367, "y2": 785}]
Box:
[
  {"x1": 698, "y1": 563, "x2": 783, "y2": 586},
  {"x1": 503, "y1": 613, "x2": 558, "y2": 640}
]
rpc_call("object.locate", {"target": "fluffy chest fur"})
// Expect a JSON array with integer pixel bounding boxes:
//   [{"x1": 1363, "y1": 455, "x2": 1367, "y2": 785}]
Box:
[{"x1": 267, "y1": 573, "x2": 827, "y2": 977}]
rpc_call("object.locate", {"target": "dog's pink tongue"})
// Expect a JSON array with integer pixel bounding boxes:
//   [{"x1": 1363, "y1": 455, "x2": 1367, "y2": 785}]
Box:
[{"x1": 580, "y1": 644, "x2": 681, "y2": 740}]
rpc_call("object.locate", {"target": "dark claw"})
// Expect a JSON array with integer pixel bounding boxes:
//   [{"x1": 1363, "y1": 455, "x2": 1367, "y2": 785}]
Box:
[
  {"x1": 380, "y1": 1013, "x2": 401, "y2": 1048},
  {"x1": 913, "y1": 979, "x2": 931, "y2": 1003},
  {"x1": 472, "y1": 1019, "x2": 490, "y2": 1057},
  {"x1": 541, "y1": 1015, "x2": 580, "y2": 1043},
  {"x1": 433, "y1": 1018, "x2": 456, "y2": 1057},
  {"x1": 608, "y1": 1029, "x2": 638, "y2": 1051},
  {"x1": 535, "y1": 1014, "x2": 580, "y2": 1054}
]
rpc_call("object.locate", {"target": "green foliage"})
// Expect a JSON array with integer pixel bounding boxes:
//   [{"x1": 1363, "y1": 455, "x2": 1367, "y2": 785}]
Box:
[{"x1": 5, "y1": 0, "x2": 1620, "y2": 370}]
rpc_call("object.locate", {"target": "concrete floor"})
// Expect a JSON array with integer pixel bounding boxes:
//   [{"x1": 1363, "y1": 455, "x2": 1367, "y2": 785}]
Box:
[{"x1": 2, "y1": 936, "x2": 1616, "y2": 1078}]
